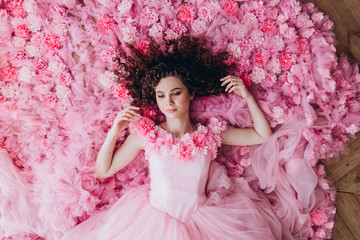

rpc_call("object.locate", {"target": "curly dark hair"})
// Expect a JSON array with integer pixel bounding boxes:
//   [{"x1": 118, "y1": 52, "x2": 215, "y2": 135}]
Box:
[{"x1": 115, "y1": 35, "x2": 235, "y2": 108}]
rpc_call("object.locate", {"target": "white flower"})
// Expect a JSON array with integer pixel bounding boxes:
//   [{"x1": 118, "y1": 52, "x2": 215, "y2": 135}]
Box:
[
  {"x1": 13, "y1": 37, "x2": 26, "y2": 48},
  {"x1": 56, "y1": 85, "x2": 71, "y2": 99},
  {"x1": 250, "y1": 66, "x2": 266, "y2": 84},
  {"x1": 1, "y1": 83, "x2": 19, "y2": 98},
  {"x1": 117, "y1": 0, "x2": 133, "y2": 15},
  {"x1": 148, "y1": 23, "x2": 163, "y2": 39},
  {"x1": 227, "y1": 42, "x2": 242, "y2": 58},
  {"x1": 18, "y1": 66, "x2": 36, "y2": 83},
  {"x1": 122, "y1": 24, "x2": 137, "y2": 43},
  {"x1": 48, "y1": 61, "x2": 66, "y2": 74},
  {"x1": 51, "y1": 22, "x2": 69, "y2": 35},
  {"x1": 26, "y1": 14, "x2": 42, "y2": 32},
  {"x1": 25, "y1": 44, "x2": 40, "y2": 58},
  {"x1": 98, "y1": 71, "x2": 117, "y2": 89}
]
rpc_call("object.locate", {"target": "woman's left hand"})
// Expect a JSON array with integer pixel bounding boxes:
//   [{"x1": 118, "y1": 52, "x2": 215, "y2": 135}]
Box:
[{"x1": 220, "y1": 75, "x2": 251, "y2": 99}]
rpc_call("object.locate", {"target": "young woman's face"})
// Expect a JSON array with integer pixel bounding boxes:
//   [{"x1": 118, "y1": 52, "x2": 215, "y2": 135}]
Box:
[{"x1": 155, "y1": 76, "x2": 193, "y2": 119}]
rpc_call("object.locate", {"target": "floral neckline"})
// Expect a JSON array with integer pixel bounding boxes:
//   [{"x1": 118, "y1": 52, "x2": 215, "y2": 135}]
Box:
[{"x1": 129, "y1": 116, "x2": 227, "y2": 162}]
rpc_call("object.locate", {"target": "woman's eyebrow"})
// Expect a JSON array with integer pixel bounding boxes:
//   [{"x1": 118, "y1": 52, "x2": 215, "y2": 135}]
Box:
[{"x1": 156, "y1": 88, "x2": 182, "y2": 93}]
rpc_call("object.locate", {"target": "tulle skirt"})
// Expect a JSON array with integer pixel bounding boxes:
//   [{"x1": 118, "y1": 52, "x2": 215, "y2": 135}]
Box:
[{"x1": 61, "y1": 162, "x2": 293, "y2": 240}]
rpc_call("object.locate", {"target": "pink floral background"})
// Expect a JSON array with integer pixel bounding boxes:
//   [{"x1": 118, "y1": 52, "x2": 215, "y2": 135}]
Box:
[{"x1": 0, "y1": 0, "x2": 359, "y2": 239}]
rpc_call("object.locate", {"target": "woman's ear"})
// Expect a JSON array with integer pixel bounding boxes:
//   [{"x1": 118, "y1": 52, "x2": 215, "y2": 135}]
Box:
[{"x1": 190, "y1": 92, "x2": 194, "y2": 100}]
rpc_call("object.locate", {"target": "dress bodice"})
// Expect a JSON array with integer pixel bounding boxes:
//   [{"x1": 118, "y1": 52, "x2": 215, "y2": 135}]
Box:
[{"x1": 129, "y1": 116, "x2": 227, "y2": 222}]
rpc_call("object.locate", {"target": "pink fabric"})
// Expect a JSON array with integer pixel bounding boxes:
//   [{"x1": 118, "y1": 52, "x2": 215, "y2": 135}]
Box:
[{"x1": 0, "y1": 0, "x2": 359, "y2": 239}]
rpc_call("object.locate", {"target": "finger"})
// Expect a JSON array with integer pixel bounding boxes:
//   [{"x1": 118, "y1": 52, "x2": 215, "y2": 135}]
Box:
[
  {"x1": 118, "y1": 112, "x2": 134, "y2": 120},
  {"x1": 123, "y1": 109, "x2": 140, "y2": 116},
  {"x1": 220, "y1": 78, "x2": 233, "y2": 86},
  {"x1": 228, "y1": 85, "x2": 238, "y2": 93},
  {"x1": 225, "y1": 81, "x2": 237, "y2": 92},
  {"x1": 220, "y1": 75, "x2": 234, "y2": 81}
]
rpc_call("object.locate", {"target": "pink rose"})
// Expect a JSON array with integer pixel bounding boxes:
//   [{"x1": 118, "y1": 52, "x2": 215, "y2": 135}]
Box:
[
  {"x1": 129, "y1": 116, "x2": 155, "y2": 136},
  {"x1": 45, "y1": 34, "x2": 62, "y2": 50},
  {"x1": 310, "y1": 210, "x2": 329, "y2": 226},
  {"x1": 222, "y1": 0, "x2": 238, "y2": 16},
  {"x1": 97, "y1": 15, "x2": 115, "y2": 34},
  {"x1": 14, "y1": 24, "x2": 30, "y2": 38},
  {"x1": 170, "y1": 21, "x2": 187, "y2": 35},
  {"x1": 122, "y1": 25, "x2": 138, "y2": 43},
  {"x1": 177, "y1": 3, "x2": 196, "y2": 23}
]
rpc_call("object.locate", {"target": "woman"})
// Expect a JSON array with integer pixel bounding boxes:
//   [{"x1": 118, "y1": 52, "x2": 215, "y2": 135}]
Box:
[{"x1": 62, "y1": 37, "x2": 291, "y2": 239}]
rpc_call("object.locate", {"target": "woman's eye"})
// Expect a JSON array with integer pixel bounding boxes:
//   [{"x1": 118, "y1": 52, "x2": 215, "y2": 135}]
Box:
[
  {"x1": 157, "y1": 95, "x2": 165, "y2": 98},
  {"x1": 173, "y1": 92, "x2": 181, "y2": 96}
]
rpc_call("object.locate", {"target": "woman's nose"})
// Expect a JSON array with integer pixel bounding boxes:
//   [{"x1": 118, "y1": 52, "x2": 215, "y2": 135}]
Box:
[{"x1": 165, "y1": 95, "x2": 174, "y2": 105}]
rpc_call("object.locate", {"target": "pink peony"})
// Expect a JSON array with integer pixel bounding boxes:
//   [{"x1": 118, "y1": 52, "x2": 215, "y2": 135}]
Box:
[
  {"x1": 113, "y1": 84, "x2": 130, "y2": 100},
  {"x1": 122, "y1": 25, "x2": 138, "y2": 43},
  {"x1": 250, "y1": 66, "x2": 265, "y2": 84},
  {"x1": 198, "y1": 6, "x2": 215, "y2": 22},
  {"x1": 322, "y1": 20, "x2": 333, "y2": 31},
  {"x1": 240, "y1": 72, "x2": 251, "y2": 87},
  {"x1": 240, "y1": 158, "x2": 250, "y2": 167},
  {"x1": 1, "y1": 66, "x2": 18, "y2": 82},
  {"x1": 177, "y1": 4, "x2": 196, "y2": 23},
  {"x1": 97, "y1": 15, "x2": 116, "y2": 34},
  {"x1": 254, "y1": 52, "x2": 268, "y2": 66},
  {"x1": 170, "y1": 21, "x2": 187, "y2": 35},
  {"x1": 100, "y1": 46, "x2": 117, "y2": 62},
  {"x1": 148, "y1": 23, "x2": 163, "y2": 39},
  {"x1": 235, "y1": 164, "x2": 244, "y2": 175},
  {"x1": 191, "y1": 19, "x2": 207, "y2": 35},
  {"x1": 222, "y1": 0, "x2": 238, "y2": 16},
  {"x1": 140, "y1": 8, "x2": 159, "y2": 26},
  {"x1": 261, "y1": 19, "x2": 277, "y2": 33},
  {"x1": 297, "y1": 38, "x2": 309, "y2": 53},
  {"x1": 310, "y1": 210, "x2": 329, "y2": 226},
  {"x1": 6, "y1": 0, "x2": 26, "y2": 17},
  {"x1": 135, "y1": 40, "x2": 150, "y2": 56},
  {"x1": 279, "y1": 52, "x2": 293, "y2": 70},
  {"x1": 14, "y1": 24, "x2": 30, "y2": 38},
  {"x1": 45, "y1": 34, "x2": 62, "y2": 50}
]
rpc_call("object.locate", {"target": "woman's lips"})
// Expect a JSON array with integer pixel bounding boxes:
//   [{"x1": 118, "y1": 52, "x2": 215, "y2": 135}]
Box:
[{"x1": 166, "y1": 109, "x2": 177, "y2": 113}]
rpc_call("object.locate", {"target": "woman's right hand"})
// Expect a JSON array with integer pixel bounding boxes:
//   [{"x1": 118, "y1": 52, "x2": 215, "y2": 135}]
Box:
[{"x1": 111, "y1": 106, "x2": 140, "y2": 133}]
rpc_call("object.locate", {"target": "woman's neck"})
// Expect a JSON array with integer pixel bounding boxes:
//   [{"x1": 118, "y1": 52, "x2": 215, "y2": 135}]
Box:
[{"x1": 161, "y1": 116, "x2": 196, "y2": 137}]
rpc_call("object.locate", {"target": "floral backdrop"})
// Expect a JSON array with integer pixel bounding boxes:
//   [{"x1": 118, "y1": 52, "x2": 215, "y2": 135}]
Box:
[{"x1": 0, "y1": 0, "x2": 359, "y2": 239}]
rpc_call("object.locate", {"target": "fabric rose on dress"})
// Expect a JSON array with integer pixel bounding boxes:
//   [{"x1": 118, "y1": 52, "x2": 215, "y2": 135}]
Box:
[
  {"x1": 177, "y1": 3, "x2": 196, "y2": 23},
  {"x1": 310, "y1": 210, "x2": 329, "y2": 226},
  {"x1": 129, "y1": 116, "x2": 155, "y2": 136}
]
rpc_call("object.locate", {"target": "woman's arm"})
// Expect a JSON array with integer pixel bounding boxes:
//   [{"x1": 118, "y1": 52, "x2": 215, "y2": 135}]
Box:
[
  {"x1": 220, "y1": 75, "x2": 272, "y2": 146},
  {"x1": 95, "y1": 106, "x2": 144, "y2": 179}
]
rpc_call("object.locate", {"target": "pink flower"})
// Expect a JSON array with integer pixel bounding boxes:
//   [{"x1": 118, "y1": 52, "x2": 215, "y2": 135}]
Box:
[
  {"x1": 240, "y1": 72, "x2": 251, "y2": 88},
  {"x1": 250, "y1": 66, "x2": 265, "y2": 84},
  {"x1": 279, "y1": 52, "x2": 293, "y2": 70},
  {"x1": 297, "y1": 38, "x2": 309, "y2": 53},
  {"x1": 261, "y1": 19, "x2": 276, "y2": 33},
  {"x1": 346, "y1": 124, "x2": 358, "y2": 135},
  {"x1": 198, "y1": 6, "x2": 215, "y2": 22},
  {"x1": 100, "y1": 46, "x2": 117, "y2": 62},
  {"x1": 310, "y1": 210, "x2": 329, "y2": 226},
  {"x1": 170, "y1": 21, "x2": 187, "y2": 35},
  {"x1": 113, "y1": 84, "x2": 130, "y2": 100},
  {"x1": 45, "y1": 34, "x2": 62, "y2": 50},
  {"x1": 222, "y1": 0, "x2": 238, "y2": 16},
  {"x1": 191, "y1": 19, "x2": 207, "y2": 35},
  {"x1": 14, "y1": 24, "x2": 30, "y2": 38},
  {"x1": 235, "y1": 164, "x2": 244, "y2": 175},
  {"x1": 97, "y1": 15, "x2": 115, "y2": 34},
  {"x1": 240, "y1": 158, "x2": 250, "y2": 167},
  {"x1": 179, "y1": 143, "x2": 194, "y2": 161},
  {"x1": 135, "y1": 40, "x2": 150, "y2": 55},
  {"x1": 322, "y1": 20, "x2": 333, "y2": 31},
  {"x1": 122, "y1": 25, "x2": 138, "y2": 43},
  {"x1": 1, "y1": 66, "x2": 18, "y2": 82},
  {"x1": 142, "y1": 107, "x2": 158, "y2": 119},
  {"x1": 6, "y1": 0, "x2": 26, "y2": 17},
  {"x1": 148, "y1": 23, "x2": 163, "y2": 39},
  {"x1": 177, "y1": 4, "x2": 196, "y2": 23},
  {"x1": 254, "y1": 52, "x2": 268, "y2": 67},
  {"x1": 129, "y1": 116, "x2": 155, "y2": 136},
  {"x1": 240, "y1": 40, "x2": 254, "y2": 56},
  {"x1": 140, "y1": 8, "x2": 159, "y2": 26},
  {"x1": 311, "y1": 12, "x2": 324, "y2": 23}
]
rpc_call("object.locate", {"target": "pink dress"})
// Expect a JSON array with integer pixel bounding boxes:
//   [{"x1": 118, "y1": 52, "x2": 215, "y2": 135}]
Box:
[{"x1": 61, "y1": 116, "x2": 291, "y2": 240}]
